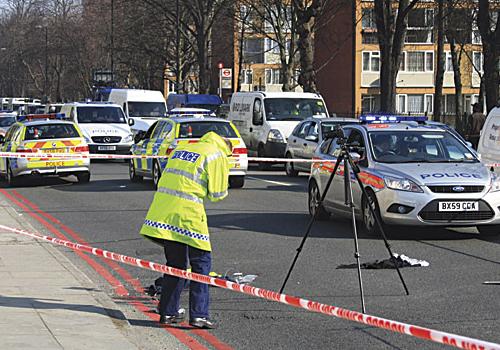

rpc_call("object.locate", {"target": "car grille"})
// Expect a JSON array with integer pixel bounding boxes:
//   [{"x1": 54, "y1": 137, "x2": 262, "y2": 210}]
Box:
[
  {"x1": 418, "y1": 200, "x2": 494, "y2": 222},
  {"x1": 91, "y1": 136, "x2": 121, "y2": 143},
  {"x1": 427, "y1": 185, "x2": 485, "y2": 193}
]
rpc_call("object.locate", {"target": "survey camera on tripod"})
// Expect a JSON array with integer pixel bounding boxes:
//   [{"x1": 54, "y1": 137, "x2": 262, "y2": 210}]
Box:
[{"x1": 323, "y1": 126, "x2": 364, "y2": 163}]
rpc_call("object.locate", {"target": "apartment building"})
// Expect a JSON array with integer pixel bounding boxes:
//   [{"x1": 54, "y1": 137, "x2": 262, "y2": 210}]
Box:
[{"x1": 315, "y1": 0, "x2": 485, "y2": 119}]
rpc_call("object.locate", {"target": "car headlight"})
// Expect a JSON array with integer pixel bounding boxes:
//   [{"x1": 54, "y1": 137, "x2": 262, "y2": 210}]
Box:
[
  {"x1": 385, "y1": 176, "x2": 423, "y2": 193},
  {"x1": 489, "y1": 172, "x2": 500, "y2": 192},
  {"x1": 123, "y1": 134, "x2": 133, "y2": 143},
  {"x1": 267, "y1": 129, "x2": 285, "y2": 143}
]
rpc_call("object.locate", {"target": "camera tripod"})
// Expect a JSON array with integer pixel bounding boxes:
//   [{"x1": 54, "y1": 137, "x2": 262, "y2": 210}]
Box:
[{"x1": 279, "y1": 128, "x2": 409, "y2": 313}]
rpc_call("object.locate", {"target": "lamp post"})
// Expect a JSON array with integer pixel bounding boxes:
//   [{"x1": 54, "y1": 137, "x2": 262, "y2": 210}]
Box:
[{"x1": 35, "y1": 25, "x2": 49, "y2": 103}]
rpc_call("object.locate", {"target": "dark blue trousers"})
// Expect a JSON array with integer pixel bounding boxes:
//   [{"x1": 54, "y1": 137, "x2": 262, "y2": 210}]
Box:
[{"x1": 159, "y1": 240, "x2": 211, "y2": 319}]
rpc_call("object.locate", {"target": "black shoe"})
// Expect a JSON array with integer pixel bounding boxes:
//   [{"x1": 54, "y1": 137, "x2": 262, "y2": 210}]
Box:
[
  {"x1": 189, "y1": 317, "x2": 216, "y2": 329},
  {"x1": 159, "y1": 308, "x2": 185, "y2": 324}
]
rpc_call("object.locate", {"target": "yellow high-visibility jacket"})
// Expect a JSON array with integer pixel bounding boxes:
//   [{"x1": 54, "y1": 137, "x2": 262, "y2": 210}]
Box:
[{"x1": 140, "y1": 132, "x2": 231, "y2": 251}]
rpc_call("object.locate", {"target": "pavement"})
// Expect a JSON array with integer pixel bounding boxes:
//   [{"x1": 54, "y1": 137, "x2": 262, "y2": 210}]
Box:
[{"x1": 0, "y1": 195, "x2": 144, "y2": 350}]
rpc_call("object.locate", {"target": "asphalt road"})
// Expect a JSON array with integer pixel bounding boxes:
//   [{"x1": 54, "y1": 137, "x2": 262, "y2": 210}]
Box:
[{"x1": 3, "y1": 161, "x2": 500, "y2": 349}]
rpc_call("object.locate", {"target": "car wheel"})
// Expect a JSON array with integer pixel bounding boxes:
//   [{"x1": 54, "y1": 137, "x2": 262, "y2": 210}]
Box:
[
  {"x1": 152, "y1": 161, "x2": 161, "y2": 189},
  {"x1": 6, "y1": 161, "x2": 17, "y2": 187},
  {"x1": 76, "y1": 172, "x2": 90, "y2": 183},
  {"x1": 129, "y1": 160, "x2": 143, "y2": 182},
  {"x1": 257, "y1": 144, "x2": 270, "y2": 171},
  {"x1": 362, "y1": 190, "x2": 384, "y2": 235},
  {"x1": 229, "y1": 175, "x2": 245, "y2": 189},
  {"x1": 285, "y1": 153, "x2": 299, "y2": 177},
  {"x1": 308, "y1": 181, "x2": 329, "y2": 220},
  {"x1": 477, "y1": 225, "x2": 500, "y2": 236}
]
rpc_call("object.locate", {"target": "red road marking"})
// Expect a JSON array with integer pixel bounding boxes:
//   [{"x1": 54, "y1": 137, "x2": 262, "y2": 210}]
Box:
[{"x1": 3, "y1": 189, "x2": 233, "y2": 350}]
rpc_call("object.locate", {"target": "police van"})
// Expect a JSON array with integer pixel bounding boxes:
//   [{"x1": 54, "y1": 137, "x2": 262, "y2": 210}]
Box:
[
  {"x1": 228, "y1": 92, "x2": 329, "y2": 167},
  {"x1": 60, "y1": 102, "x2": 134, "y2": 155},
  {"x1": 477, "y1": 106, "x2": 500, "y2": 174}
]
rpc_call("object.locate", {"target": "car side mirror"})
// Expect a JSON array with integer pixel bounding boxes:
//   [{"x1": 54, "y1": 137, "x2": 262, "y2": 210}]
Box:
[
  {"x1": 252, "y1": 111, "x2": 263, "y2": 126},
  {"x1": 128, "y1": 118, "x2": 135, "y2": 126},
  {"x1": 305, "y1": 135, "x2": 318, "y2": 142},
  {"x1": 134, "y1": 131, "x2": 145, "y2": 144},
  {"x1": 466, "y1": 141, "x2": 473, "y2": 149},
  {"x1": 349, "y1": 152, "x2": 361, "y2": 162}
]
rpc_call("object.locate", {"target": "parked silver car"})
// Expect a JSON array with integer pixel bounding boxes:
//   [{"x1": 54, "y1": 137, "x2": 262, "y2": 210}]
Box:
[
  {"x1": 308, "y1": 115, "x2": 500, "y2": 236},
  {"x1": 285, "y1": 117, "x2": 359, "y2": 176}
]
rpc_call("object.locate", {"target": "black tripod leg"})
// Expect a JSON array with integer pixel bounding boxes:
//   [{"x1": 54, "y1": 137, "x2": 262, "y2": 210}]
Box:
[
  {"x1": 343, "y1": 158, "x2": 366, "y2": 313},
  {"x1": 346, "y1": 155, "x2": 410, "y2": 296},
  {"x1": 279, "y1": 155, "x2": 344, "y2": 294}
]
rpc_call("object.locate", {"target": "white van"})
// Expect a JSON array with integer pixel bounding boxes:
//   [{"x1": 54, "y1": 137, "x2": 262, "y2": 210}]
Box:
[
  {"x1": 228, "y1": 92, "x2": 329, "y2": 160},
  {"x1": 478, "y1": 106, "x2": 500, "y2": 173},
  {"x1": 107, "y1": 89, "x2": 167, "y2": 134},
  {"x1": 60, "y1": 102, "x2": 134, "y2": 155}
]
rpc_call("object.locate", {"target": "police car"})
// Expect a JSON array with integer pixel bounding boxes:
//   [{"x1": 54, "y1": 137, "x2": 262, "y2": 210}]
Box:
[
  {"x1": 129, "y1": 116, "x2": 248, "y2": 188},
  {"x1": 0, "y1": 114, "x2": 91, "y2": 186},
  {"x1": 309, "y1": 115, "x2": 500, "y2": 236}
]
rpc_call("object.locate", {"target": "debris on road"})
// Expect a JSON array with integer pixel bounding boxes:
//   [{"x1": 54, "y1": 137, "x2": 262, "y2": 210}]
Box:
[{"x1": 337, "y1": 253, "x2": 429, "y2": 269}]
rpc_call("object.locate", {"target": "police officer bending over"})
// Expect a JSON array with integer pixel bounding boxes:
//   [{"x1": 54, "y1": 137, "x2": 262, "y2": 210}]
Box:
[{"x1": 141, "y1": 131, "x2": 232, "y2": 329}]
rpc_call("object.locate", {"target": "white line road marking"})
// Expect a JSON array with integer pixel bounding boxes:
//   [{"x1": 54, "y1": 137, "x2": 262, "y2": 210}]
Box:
[{"x1": 247, "y1": 176, "x2": 293, "y2": 187}]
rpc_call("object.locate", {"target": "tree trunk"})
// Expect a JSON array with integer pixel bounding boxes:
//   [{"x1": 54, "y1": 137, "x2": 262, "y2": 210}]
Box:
[
  {"x1": 477, "y1": 0, "x2": 500, "y2": 113},
  {"x1": 196, "y1": 26, "x2": 210, "y2": 94},
  {"x1": 296, "y1": 18, "x2": 317, "y2": 92},
  {"x1": 433, "y1": 0, "x2": 444, "y2": 122},
  {"x1": 449, "y1": 38, "x2": 464, "y2": 133}
]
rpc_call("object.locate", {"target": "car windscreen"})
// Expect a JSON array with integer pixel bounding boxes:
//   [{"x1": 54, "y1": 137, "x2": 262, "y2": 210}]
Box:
[
  {"x1": 264, "y1": 98, "x2": 327, "y2": 121},
  {"x1": 178, "y1": 121, "x2": 237, "y2": 139},
  {"x1": 0, "y1": 116, "x2": 16, "y2": 127},
  {"x1": 368, "y1": 130, "x2": 479, "y2": 163},
  {"x1": 24, "y1": 124, "x2": 80, "y2": 140},
  {"x1": 321, "y1": 121, "x2": 358, "y2": 134},
  {"x1": 76, "y1": 107, "x2": 126, "y2": 124},
  {"x1": 128, "y1": 102, "x2": 167, "y2": 118}
]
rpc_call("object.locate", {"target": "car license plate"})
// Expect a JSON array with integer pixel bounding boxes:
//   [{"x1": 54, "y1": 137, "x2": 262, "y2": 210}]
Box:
[
  {"x1": 98, "y1": 145, "x2": 116, "y2": 151},
  {"x1": 438, "y1": 201, "x2": 479, "y2": 212}
]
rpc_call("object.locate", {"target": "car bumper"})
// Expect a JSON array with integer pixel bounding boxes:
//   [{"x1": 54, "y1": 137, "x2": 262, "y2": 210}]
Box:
[
  {"x1": 11, "y1": 158, "x2": 90, "y2": 177},
  {"x1": 264, "y1": 142, "x2": 287, "y2": 158},
  {"x1": 376, "y1": 188, "x2": 500, "y2": 226},
  {"x1": 89, "y1": 143, "x2": 132, "y2": 155}
]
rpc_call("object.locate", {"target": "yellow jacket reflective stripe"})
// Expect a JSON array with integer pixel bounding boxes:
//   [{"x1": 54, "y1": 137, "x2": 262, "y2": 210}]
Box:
[{"x1": 140, "y1": 132, "x2": 231, "y2": 251}]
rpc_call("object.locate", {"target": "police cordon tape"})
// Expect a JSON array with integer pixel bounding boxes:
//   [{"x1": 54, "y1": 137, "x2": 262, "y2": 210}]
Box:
[
  {"x1": 1, "y1": 223, "x2": 499, "y2": 350},
  {"x1": 0, "y1": 151, "x2": 499, "y2": 168}
]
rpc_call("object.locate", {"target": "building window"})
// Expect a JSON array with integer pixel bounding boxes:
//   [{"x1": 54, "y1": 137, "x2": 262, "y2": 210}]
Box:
[
  {"x1": 445, "y1": 95, "x2": 456, "y2": 115},
  {"x1": 361, "y1": 94, "x2": 380, "y2": 113},
  {"x1": 242, "y1": 69, "x2": 253, "y2": 84},
  {"x1": 406, "y1": 8, "x2": 434, "y2": 43},
  {"x1": 404, "y1": 51, "x2": 433, "y2": 72},
  {"x1": 408, "y1": 94, "x2": 425, "y2": 114},
  {"x1": 425, "y1": 94, "x2": 433, "y2": 114},
  {"x1": 362, "y1": 8, "x2": 376, "y2": 29},
  {"x1": 264, "y1": 38, "x2": 280, "y2": 54},
  {"x1": 243, "y1": 38, "x2": 264, "y2": 64},
  {"x1": 265, "y1": 68, "x2": 281, "y2": 85},
  {"x1": 397, "y1": 95, "x2": 407, "y2": 114},
  {"x1": 362, "y1": 51, "x2": 380, "y2": 72},
  {"x1": 473, "y1": 51, "x2": 483, "y2": 73}
]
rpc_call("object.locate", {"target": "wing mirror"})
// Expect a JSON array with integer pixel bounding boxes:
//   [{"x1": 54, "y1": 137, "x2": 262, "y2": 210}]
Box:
[
  {"x1": 305, "y1": 135, "x2": 318, "y2": 142},
  {"x1": 128, "y1": 118, "x2": 135, "y2": 126}
]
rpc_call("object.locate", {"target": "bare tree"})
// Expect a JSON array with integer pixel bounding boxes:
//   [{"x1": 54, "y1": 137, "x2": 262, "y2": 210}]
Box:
[
  {"x1": 433, "y1": 0, "x2": 445, "y2": 122},
  {"x1": 374, "y1": 0, "x2": 420, "y2": 113},
  {"x1": 477, "y1": 0, "x2": 500, "y2": 112}
]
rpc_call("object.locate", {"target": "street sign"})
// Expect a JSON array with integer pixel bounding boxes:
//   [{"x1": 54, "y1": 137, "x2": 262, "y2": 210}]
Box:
[{"x1": 220, "y1": 68, "x2": 232, "y2": 89}]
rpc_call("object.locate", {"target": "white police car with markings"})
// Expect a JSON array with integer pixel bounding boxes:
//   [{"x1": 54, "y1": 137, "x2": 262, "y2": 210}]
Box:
[{"x1": 309, "y1": 115, "x2": 500, "y2": 236}]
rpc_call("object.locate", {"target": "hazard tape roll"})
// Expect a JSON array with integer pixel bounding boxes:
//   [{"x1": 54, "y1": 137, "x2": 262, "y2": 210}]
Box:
[
  {"x1": 0, "y1": 152, "x2": 498, "y2": 167},
  {"x1": 1, "y1": 224, "x2": 498, "y2": 350}
]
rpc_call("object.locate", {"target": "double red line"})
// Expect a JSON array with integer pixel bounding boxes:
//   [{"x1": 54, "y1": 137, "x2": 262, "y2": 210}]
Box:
[{"x1": 0, "y1": 189, "x2": 232, "y2": 350}]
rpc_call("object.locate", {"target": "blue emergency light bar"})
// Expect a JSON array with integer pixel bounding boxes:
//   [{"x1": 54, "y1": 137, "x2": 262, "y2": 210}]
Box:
[
  {"x1": 360, "y1": 114, "x2": 428, "y2": 124},
  {"x1": 17, "y1": 113, "x2": 67, "y2": 122}
]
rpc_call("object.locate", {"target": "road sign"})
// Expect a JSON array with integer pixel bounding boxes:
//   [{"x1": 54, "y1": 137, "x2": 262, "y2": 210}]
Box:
[{"x1": 220, "y1": 68, "x2": 232, "y2": 90}]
